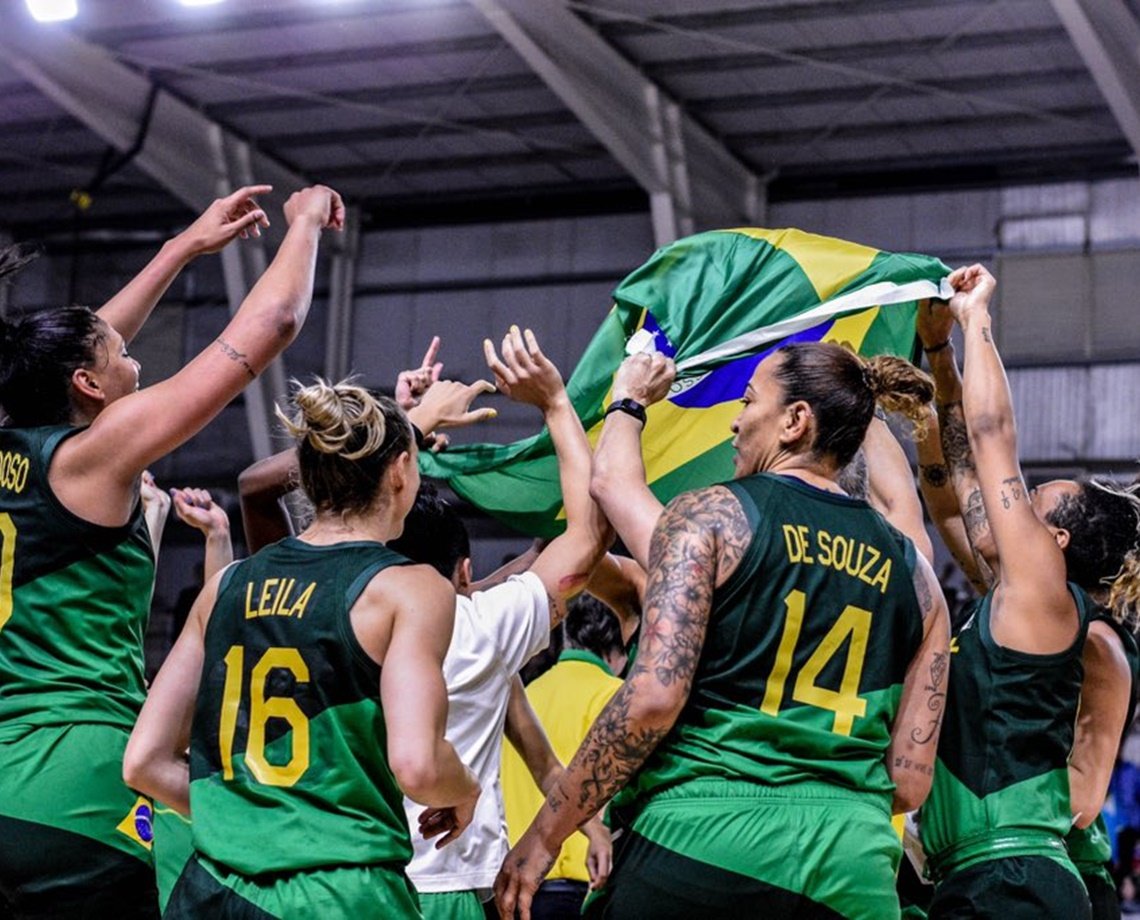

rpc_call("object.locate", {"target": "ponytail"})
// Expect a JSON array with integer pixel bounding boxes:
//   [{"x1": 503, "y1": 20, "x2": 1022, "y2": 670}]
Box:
[{"x1": 863, "y1": 354, "x2": 935, "y2": 439}]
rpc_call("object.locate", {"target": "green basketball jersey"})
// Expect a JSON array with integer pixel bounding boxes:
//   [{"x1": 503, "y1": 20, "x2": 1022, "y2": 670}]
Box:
[
  {"x1": 920, "y1": 586, "x2": 1094, "y2": 879},
  {"x1": 0, "y1": 425, "x2": 154, "y2": 738},
  {"x1": 625, "y1": 473, "x2": 924, "y2": 807},
  {"x1": 1066, "y1": 609, "x2": 1140, "y2": 871},
  {"x1": 189, "y1": 537, "x2": 414, "y2": 876}
]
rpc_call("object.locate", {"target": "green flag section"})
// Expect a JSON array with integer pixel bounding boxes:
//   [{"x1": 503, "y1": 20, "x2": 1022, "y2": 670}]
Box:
[{"x1": 421, "y1": 228, "x2": 951, "y2": 537}]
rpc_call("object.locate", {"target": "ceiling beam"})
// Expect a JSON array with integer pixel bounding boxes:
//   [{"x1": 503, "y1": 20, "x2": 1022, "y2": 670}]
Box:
[
  {"x1": 0, "y1": 15, "x2": 310, "y2": 460},
  {"x1": 1050, "y1": 0, "x2": 1140, "y2": 160},
  {"x1": 468, "y1": 0, "x2": 764, "y2": 245}
]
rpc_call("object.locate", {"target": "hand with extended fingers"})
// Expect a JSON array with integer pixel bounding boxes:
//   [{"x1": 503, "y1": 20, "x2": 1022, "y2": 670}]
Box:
[
  {"x1": 483, "y1": 325, "x2": 567, "y2": 413},
  {"x1": 396, "y1": 336, "x2": 445, "y2": 411},
  {"x1": 181, "y1": 185, "x2": 273, "y2": 255}
]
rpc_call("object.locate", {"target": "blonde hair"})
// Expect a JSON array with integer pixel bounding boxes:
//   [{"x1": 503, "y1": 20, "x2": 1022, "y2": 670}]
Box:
[
  {"x1": 276, "y1": 378, "x2": 412, "y2": 515},
  {"x1": 864, "y1": 354, "x2": 935, "y2": 439}
]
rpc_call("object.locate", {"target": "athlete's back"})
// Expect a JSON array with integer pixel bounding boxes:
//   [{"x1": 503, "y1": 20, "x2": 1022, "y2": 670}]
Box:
[
  {"x1": 192, "y1": 538, "x2": 412, "y2": 868},
  {"x1": 629, "y1": 472, "x2": 924, "y2": 803}
]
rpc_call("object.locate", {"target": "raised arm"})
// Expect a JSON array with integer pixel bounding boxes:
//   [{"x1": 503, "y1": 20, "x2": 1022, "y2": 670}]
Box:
[
  {"x1": 98, "y1": 186, "x2": 271, "y2": 344},
  {"x1": 139, "y1": 470, "x2": 172, "y2": 556},
  {"x1": 863, "y1": 416, "x2": 934, "y2": 564},
  {"x1": 584, "y1": 552, "x2": 645, "y2": 646},
  {"x1": 589, "y1": 353, "x2": 676, "y2": 570},
  {"x1": 494, "y1": 485, "x2": 751, "y2": 920},
  {"x1": 171, "y1": 487, "x2": 234, "y2": 581},
  {"x1": 913, "y1": 401, "x2": 993, "y2": 594},
  {"x1": 948, "y1": 265, "x2": 1076, "y2": 651},
  {"x1": 237, "y1": 449, "x2": 298, "y2": 553},
  {"x1": 123, "y1": 572, "x2": 222, "y2": 815},
  {"x1": 485, "y1": 326, "x2": 610, "y2": 629},
  {"x1": 1069, "y1": 620, "x2": 1133, "y2": 828},
  {"x1": 55, "y1": 185, "x2": 344, "y2": 526},
  {"x1": 887, "y1": 554, "x2": 950, "y2": 814},
  {"x1": 916, "y1": 300, "x2": 999, "y2": 582}
]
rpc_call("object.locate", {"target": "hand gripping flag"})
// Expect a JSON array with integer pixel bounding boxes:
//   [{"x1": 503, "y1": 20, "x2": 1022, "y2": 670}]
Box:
[{"x1": 420, "y1": 228, "x2": 951, "y2": 537}]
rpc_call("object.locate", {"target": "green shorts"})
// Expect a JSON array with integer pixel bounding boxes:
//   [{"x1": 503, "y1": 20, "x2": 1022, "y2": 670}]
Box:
[
  {"x1": 928, "y1": 855, "x2": 1090, "y2": 920},
  {"x1": 165, "y1": 853, "x2": 422, "y2": 919},
  {"x1": 0, "y1": 722, "x2": 158, "y2": 918},
  {"x1": 1080, "y1": 866, "x2": 1120, "y2": 920},
  {"x1": 418, "y1": 889, "x2": 486, "y2": 920},
  {"x1": 153, "y1": 805, "x2": 193, "y2": 911},
  {"x1": 586, "y1": 779, "x2": 901, "y2": 920}
]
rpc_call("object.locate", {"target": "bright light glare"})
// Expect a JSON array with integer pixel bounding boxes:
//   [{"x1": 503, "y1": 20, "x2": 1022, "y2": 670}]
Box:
[
  {"x1": 25, "y1": 0, "x2": 77, "y2": 22},
  {"x1": 178, "y1": 0, "x2": 224, "y2": 6}
]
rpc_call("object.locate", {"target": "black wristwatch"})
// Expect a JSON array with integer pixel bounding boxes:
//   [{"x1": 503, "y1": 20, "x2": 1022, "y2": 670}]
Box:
[{"x1": 605, "y1": 398, "x2": 647, "y2": 426}]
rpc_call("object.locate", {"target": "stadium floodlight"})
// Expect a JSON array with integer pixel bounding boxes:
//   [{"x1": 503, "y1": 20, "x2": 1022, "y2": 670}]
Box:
[{"x1": 25, "y1": 0, "x2": 78, "y2": 22}]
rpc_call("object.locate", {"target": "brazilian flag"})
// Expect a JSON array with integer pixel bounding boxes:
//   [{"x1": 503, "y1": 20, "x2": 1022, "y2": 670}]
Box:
[{"x1": 421, "y1": 228, "x2": 950, "y2": 537}]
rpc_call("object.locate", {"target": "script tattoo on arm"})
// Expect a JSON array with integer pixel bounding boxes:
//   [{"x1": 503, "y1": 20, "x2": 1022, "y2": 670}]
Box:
[
  {"x1": 999, "y1": 475, "x2": 1025, "y2": 511},
  {"x1": 556, "y1": 486, "x2": 752, "y2": 817},
  {"x1": 911, "y1": 649, "x2": 948, "y2": 745},
  {"x1": 216, "y1": 337, "x2": 257, "y2": 380}
]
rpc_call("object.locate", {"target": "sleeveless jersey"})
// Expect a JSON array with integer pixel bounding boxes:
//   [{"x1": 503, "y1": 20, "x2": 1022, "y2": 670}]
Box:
[
  {"x1": 920, "y1": 586, "x2": 1093, "y2": 878},
  {"x1": 1066, "y1": 609, "x2": 1140, "y2": 870},
  {"x1": 189, "y1": 537, "x2": 414, "y2": 875},
  {"x1": 626, "y1": 473, "x2": 924, "y2": 807},
  {"x1": 0, "y1": 425, "x2": 153, "y2": 738}
]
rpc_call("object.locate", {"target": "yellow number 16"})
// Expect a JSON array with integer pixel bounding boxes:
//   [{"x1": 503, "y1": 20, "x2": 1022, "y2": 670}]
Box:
[
  {"x1": 218, "y1": 646, "x2": 311, "y2": 787},
  {"x1": 760, "y1": 589, "x2": 871, "y2": 736}
]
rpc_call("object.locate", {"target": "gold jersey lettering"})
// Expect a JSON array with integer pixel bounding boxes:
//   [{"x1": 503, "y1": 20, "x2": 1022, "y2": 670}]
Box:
[
  {"x1": 244, "y1": 578, "x2": 318, "y2": 619},
  {"x1": 0, "y1": 451, "x2": 29, "y2": 494}
]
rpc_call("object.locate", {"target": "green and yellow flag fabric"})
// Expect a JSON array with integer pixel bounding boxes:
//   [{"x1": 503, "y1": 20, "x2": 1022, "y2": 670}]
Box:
[{"x1": 421, "y1": 228, "x2": 950, "y2": 537}]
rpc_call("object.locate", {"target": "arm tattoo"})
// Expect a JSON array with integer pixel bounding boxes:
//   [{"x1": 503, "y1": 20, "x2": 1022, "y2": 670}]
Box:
[
  {"x1": 999, "y1": 475, "x2": 1025, "y2": 510},
  {"x1": 962, "y1": 489, "x2": 991, "y2": 545},
  {"x1": 981, "y1": 326, "x2": 992, "y2": 344},
  {"x1": 919, "y1": 463, "x2": 949, "y2": 489},
  {"x1": 910, "y1": 649, "x2": 948, "y2": 745},
  {"x1": 569, "y1": 683, "x2": 670, "y2": 810},
  {"x1": 555, "y1": 486, "x2": 752, "y2": 817},
  {"x1": 216, "y1": 337, "x2": 257, "y2": 380},
  {"x1": 936, "y1": 401, "x2": 974, "y2": 477}
]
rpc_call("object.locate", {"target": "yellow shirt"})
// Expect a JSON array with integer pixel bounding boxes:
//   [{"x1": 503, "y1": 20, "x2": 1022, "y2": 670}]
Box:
[{"x1": 501, "y1": 650, "x2": 623, "y2": 882}]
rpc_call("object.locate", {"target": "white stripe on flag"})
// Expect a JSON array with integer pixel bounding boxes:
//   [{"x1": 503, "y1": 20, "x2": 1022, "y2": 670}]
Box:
[{"x1": 672, "y1": 277, "x2": 952, "y2": 373}]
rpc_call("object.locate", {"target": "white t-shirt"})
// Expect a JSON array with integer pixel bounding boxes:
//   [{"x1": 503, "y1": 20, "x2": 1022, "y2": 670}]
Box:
[{"x1": 404, "y1": 571, "x2": 550, "y2": 893}]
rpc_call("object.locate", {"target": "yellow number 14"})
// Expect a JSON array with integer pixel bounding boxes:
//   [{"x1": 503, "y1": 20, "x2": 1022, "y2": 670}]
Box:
[{"x1": 760, "y1": 589, "x2": 871, "y2": 736}]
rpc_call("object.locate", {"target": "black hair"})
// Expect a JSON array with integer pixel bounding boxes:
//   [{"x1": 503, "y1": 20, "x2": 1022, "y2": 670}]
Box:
[
  {"x1": 1046, "y1": 479, "x2": 1140, "y2": 615},
  {"x1": 388, "y1": 481, "x2": 471, "y2": 579},
  {"x1": 564, "y1": 595, "x2": 624, "y2": 660},
  {"x1": 773, "y1": 342, "x2": 933, "y2": 468},
  {"x1": 0, "y1": 306, "x2": 106, "y2": 426}
]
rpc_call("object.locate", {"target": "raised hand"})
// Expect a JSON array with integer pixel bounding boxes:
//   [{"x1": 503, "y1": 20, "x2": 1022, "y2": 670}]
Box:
[
  {"x1": 916, "y1": 298, "x2": 955, "y2": 351},
  {"x1": 483, "y1": 326, "x2": 566, "y2": 412},
  {"x1": 170, "y1": 487, "x2": 230, "y2": 537},
  {"x1": 283, "y1": 185, "x2": 346, "y2": 231},
  {"x1": 181, "y1": 185, "x2": 272, "y2": 255},
  {"x1": 612, "y1": 352, "x2": 675, "y2": 406},
  {"x1": 139, "y1": 470, "x2": 171, "y2": 519},
  {"x1": 946, "y1": 264, "x2": 997, "y2": 324},
  {"x1": 395, "y1": 336, "x2": 444, "y2": 411},
  {"x1": 410, "y1": 379, "x2": 498, "y2": 438}
]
